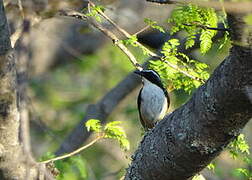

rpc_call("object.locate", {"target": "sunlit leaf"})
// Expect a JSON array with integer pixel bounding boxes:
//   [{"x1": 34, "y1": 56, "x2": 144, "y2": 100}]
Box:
[{"x1": 85, "y1": 119, "x2": 102, "y2": 132}]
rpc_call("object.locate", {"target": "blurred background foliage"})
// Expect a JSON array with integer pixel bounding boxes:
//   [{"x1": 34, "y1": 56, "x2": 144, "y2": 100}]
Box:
[{"x1": 5, "y1": 0, "x2": 252, "y2": 179}]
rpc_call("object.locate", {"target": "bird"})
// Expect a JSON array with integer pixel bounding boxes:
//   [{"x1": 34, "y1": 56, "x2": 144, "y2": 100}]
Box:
[{"x1": 134, "y1": 69, "x2": 170, "y2": 130}]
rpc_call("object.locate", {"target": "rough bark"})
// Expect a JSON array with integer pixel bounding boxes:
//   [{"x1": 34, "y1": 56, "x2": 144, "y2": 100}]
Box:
[
  {"x1": 125, "y1": 13, "x2": 252, "y2": 180},
  {"x1": 0, "y1": 1, "x2": 26, "y2": 178},
  {"x1": 0, "y1": 1, "x2": 53, "y2": 179}
]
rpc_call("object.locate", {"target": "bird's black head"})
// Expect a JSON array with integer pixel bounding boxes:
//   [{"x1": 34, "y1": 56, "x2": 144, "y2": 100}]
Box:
[{"x1": 134, "y1": 69, "x2": 164, "y2": 89}]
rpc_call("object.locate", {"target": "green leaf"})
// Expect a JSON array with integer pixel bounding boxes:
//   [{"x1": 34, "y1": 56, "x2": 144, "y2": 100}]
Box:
[
  {"x1": 185, "y1": 36, "x2": 196, "y2": 49},
  {"x1": 85, "y1": 119, "x2": 102, "y2": 132},
  {"x1": 235, "y1": 168, "x2": 249, "y2": 177},
  {"x1": 229, "y1": 134, "x2": 250, "y2": 155},
  {"x1": 149, "y1": 38, "x2": 209, "y2": 93},
  {"x1": 168, "y1": 4, "x2": 218, "y2": 52},
  {"x1": 104, "y1": 121, "x2": 130, "y2": 151},
  {"x1": 144, "y1": 18, "x2": 165, "y2": 33},
  {"x1": 120, "y1": 138, "x2": 130, "y2": 151},
  {"x1": 85, "y1": 5, "x2": 105, "y2": 22},
  {"x1": 192, "y1": 174, "x2": 206, "y2": 180},
  {"x1": 229, "y1": 149, "x2": 238, "y2": 159},
  {"x1": 243, "y1": 156, "x2": 252, "y2": 165},
  {"x1": 121, "y1": 35, "x2": 138, "y2": 47},
  {"x1": 192, "y1": 80, "x2": 201, "y2": 88},
  {"x1": 200, "y1": 30, "x2": 213, "y2": 54},
  {"x1": 207, "y1": 163, "x2": 215, "y2": 171}
]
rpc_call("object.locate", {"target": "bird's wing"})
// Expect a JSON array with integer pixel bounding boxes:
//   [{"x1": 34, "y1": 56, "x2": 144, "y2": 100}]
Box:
[
  {"x1": 164, "y1": 89, "x2": 170, "y2": 112},
  {"x1": 137, "y1": 88, "x2": 147, "y2": 129}
]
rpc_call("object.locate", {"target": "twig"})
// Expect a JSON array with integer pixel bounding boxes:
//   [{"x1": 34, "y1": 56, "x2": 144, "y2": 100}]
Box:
[
  {"x1": 88, "y1": 1, "x2": 156, "y2": 57},
  {"x1": 161, "y1": 58, "x2": 205, "y2": 83},
  {"x1": 40, "y1": 135, "x2": 104, "y2": 164},
  {"x1": 133, "y1": 25, "x2": 151, "y2": 36},
  {"x1": 89, "y1": 2, "x2": 153, "y2": 55},
  {"x1": 59, "y1": 10, "x2": 143, "y2": 71},
  {"x1": 183, "y1": 23, "x2": 229, "y2": 32},
  {"x1": 88, "y1": 2, "x2": 205, "y2": 83}
]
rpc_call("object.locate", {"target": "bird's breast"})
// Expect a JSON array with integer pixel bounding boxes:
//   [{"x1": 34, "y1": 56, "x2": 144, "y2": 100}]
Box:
[{"x1": 140, "y1": 83, "x2": 168, "y2": 125}]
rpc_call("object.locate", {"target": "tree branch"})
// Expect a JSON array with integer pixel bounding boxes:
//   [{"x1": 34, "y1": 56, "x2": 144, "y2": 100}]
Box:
[
  {"x1": 42, "y1": 135, "x2": 104, "y2": 164},
  {"x1": 182, "y1": 23, "x2": 229, "y2": 32},
  {"x1": 87, "y1": 3, "x2": 205, "y2": 83},
  {"x1": 125, "y1": 13, "x2": 252, "y2": 180},
  {"x1": 59, "y1": 10, "x2": 143, "y2": 71}
]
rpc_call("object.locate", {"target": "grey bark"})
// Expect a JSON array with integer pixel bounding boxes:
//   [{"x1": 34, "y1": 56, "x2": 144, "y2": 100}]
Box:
[
  {"x1": 0, "y1": 1, "x2": 53, "y2": 179},
  {"x1": 125, "y1": 14, "x2": 252, "y2": 180},
  {"x1": 0, "y1": 0, "x2": 26, "y2": 178}
]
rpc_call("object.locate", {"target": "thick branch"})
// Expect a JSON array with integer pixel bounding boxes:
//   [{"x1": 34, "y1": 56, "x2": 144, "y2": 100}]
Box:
[{"x1": 125, "y1": 13, "x2": 252, "y2": 180}]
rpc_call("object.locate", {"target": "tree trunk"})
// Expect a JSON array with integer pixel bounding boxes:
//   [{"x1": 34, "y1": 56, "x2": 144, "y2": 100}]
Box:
[
  {"x1": 0, "y1": 1, "x2": 53, "y2": 179},
  {"x1": 0, "y1": 0, "x2": 26, "y2": 178}
]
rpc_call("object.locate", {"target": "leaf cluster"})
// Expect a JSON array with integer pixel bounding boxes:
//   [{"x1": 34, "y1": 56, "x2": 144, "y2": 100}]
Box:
[
  {"x1": 228, "y1": 134, "x2": 252, "y2": 179},
  {"x1": 168, "y1": 4, "x2": 218, "y2": 54},
  {"x1": 121, "y1": 35, "x2": 150, "y2": 55},
  {"x1": 144, "y1": 18, "x2": 165, "y2": 33},
  {"x1": 86, "y1": 119, "x2": 130, "y2": 151},
  {"x1": 85, "y1": 5, "x2": 105, "y2": 22},
  {"x1": 149, "y1": 39, "x2": 209, "y2": 93},
  {"x1": 229, "y1": 134, "x2": 250, "y2": 158}
]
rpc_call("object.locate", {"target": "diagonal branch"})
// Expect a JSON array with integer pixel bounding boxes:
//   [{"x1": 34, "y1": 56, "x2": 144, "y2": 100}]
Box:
[
  {"x1": 59, "y1": 10, "x2": 143, "y2": 71},
  {"x1": 60, "y1": 8, "x2": 205, "y2": 83},
  {"x1": 88, "y1": 2, "x2": 205, "y2": 83},
  {"x1": 42, "y1": 135, "x2": 104, "y2": 164}
]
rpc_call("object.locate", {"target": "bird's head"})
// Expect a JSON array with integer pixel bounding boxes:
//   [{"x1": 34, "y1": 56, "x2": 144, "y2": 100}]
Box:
[{"x1": 134, "y1": 69, "x2": 163, "y2": 88}]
